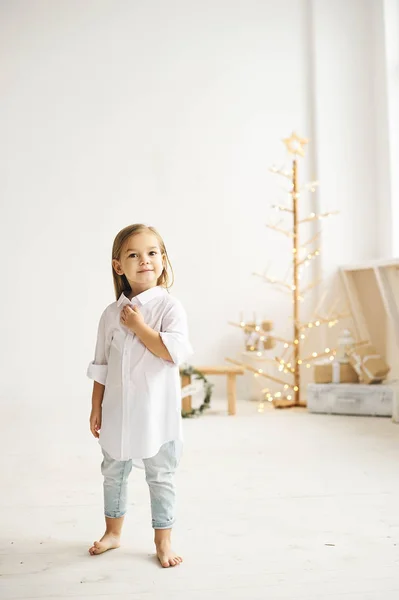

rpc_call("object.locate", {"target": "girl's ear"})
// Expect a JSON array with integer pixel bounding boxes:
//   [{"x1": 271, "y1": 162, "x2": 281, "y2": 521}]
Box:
[{"x1": 112, "y1": 259, "x2": 123, "y2": 275}]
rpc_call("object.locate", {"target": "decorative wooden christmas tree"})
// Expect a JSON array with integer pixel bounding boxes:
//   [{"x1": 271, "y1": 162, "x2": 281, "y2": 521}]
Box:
[{"x1": 227, "y1": 133, "x2": 345, "y2": 408}]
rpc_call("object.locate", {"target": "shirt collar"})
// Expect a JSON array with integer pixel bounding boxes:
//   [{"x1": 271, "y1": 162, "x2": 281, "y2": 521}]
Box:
[{"x1": 117, "y1": 285, "x2": 166, "y2": 307}]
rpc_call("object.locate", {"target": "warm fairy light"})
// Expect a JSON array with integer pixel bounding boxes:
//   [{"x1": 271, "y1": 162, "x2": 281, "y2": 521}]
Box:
[
  {"x1": 255, "y1": 326, "x2": 260, "y2": 332},
  {"x1": 294, "y1": 339, "x2": 299, "y2": 344},
  {"x1": 258, "y1": 369, "x2": 263, "y2": 374},
  {"x1": 260, "y1": 337, "x2": 265, "y2": 341},
  {"x1": 240, "y1": 321, "x2": 245, "y2": 327},
  {"x1": 287, "y1": 395, "x2": 292, "y2": 400},
  {"x1": 275, "y1": 392, "x2": 282, "y2": 398},
  {"x1": 278, "y1": 366, "x2": 283, "y2": 372},
  {"x1": 329, "y1": 356, "x2": 334, "y2": 361},
  {"x1": 280, "y1": 360, "x2": 284, "y2": 364},
  {"x1": 325, "y1": 347, "x2": 330, "y2": 353},
  {"x1": 294, "y1": 386, "x2": 299, "y2": 391},
  {"x1": 293, "y1": 248, "x2": 297, "y2": 253},
  {"x1": 310, "y1": 212, "x2": 315, "y2": 218},
  {"x1": 312, "y1": 352, "x2": 317, "y2": 357},
  {"x1": 298, "y1": 360, "x2": 302, "y2": 365},
  {"x1": 284, "y1": 384, "x2": 289, "y2": 389},
  {"x1": 257, "y1": 352, "x2": 262, "y2": 357},
  {"x1": 258, "y1": 402, "x2": 265, "y2": 413},
  {"x1": 315, "y1": 321, "x2": 320, "y2": 326},
  {"x1": 291, "y1": 285, "x2": 296, "y2": 290},
  {"x1": 300, "y1": 334, "x2": 305, "y2": 339},
  {"x1": 284, "y1": 343, "x2": 289, "y2": 348},
  {"x1": 308, "y1": 323, "x2": 313, "y2": 328},
  {"x1": 254, "y1": 373, "x2": 259, "y2": 378},
  {"x1": 306, "y1": 364, "x2": 311, "y2": 368}
]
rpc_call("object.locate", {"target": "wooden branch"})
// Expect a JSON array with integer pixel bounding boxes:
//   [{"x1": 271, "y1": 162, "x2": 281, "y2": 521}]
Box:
[
  {"x1": 299, "y1": 211, "x2": 339, "y2": 225},
  {"x1": 297, "y1": 248, "x2": 320, "y2": 267},
  {"x1": 301, "y1": 230, "x2": 322, "y2": 248},
  {"x1": 253, "y1": 272, "x2": 293, "y2": 291},
  {"x1": 271, "y1": 204, "x2": 293, "y2": 213},
  {"x1": 225, "y1": 358, "x2": 294, "y2": 388},
  {"x1": 266, "y1": 224, "x2": 294, "y2": 238}
]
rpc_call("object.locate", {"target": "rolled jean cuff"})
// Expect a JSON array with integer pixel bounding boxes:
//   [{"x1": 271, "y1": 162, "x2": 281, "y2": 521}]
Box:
[
  {"x1": 152, "y1": 519, "x2": 175, "y2": 529},
  {"x1": 105, "y1": 510, "x2": 127, "y2": 519}
]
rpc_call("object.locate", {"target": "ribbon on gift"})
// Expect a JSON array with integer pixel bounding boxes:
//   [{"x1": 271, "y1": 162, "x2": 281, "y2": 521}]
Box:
[
  {"x1": 349, "y1": 351, "x2": 384, "y2": 381},
  {"x1": 332, "y1": 361, "x2": 341, "y2": 383},
  {"x1": 315, "y1": 358, "x2": 342, "y2": 383}
]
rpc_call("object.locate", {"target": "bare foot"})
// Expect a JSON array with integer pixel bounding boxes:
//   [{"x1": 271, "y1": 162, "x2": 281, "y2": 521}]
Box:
[
  {"x1": 88, "y1": 532, "x2": 121, "y2": 556},
  {"x1": 156, "y1": 539, "x2": 183, "y2": 568}
]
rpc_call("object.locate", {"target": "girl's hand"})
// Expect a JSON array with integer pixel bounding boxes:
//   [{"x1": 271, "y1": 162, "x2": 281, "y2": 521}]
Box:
[
  {"x1": 120, "y1": 304, "x2": 144, "y2": 333},
  {"x1": 90, "y1": 408, "x2": 102, "y2": 438}
]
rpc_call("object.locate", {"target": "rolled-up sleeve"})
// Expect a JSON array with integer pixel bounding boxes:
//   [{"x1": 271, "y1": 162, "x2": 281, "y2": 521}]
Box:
[
  {"x1": 87, "y1": 310, "x2": 111, "y2": 385},
  {"x1": 160, "y1": 300, "x2": 193, "y2": 366}
]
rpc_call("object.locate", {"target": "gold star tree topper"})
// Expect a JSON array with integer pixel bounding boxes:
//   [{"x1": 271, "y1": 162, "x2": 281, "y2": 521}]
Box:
[{"x1": 283, "y1": 132, "x2": 309, "y2": 157}]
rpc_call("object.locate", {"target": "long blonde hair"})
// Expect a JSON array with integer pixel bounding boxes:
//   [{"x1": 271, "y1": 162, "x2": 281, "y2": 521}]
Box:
[{"x1": 112, "y1": 224, "x2": 174, "y2": 300}]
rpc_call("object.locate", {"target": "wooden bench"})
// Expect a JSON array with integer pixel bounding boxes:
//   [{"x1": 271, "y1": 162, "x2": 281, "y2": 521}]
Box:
[{"x1": 180, "y1": 366, "x2": 244, "y2": 415}]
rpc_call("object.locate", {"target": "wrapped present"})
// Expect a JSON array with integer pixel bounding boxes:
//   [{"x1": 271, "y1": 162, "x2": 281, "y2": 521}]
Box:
[
  {"x1": 262, "y1": 336, "x2": 275, "y2": 350},
  {"x1": 347, "y1": 344, "x2": 390, "y2": 384},
  {"x1": 314, "y1": 359, "x2": 359, "y2": 384},
  {"x1": 245, "y1": 330, "x2": 259, "y2": 352},
  {"x1": 261, "y1": 320, "x2": 273, "y2": 333}
]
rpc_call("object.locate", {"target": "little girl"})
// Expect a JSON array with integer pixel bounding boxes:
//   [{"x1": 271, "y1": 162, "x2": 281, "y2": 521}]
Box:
[{"x1": 87, "y1": 223, "x2": 193, "y2": 568}]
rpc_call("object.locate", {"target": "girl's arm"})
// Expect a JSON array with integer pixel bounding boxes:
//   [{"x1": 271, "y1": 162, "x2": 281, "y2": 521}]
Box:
[
  {"x1": 92, "y1": 380, "x2": 105, "y2": 411},
  {"x1": 133, "y1": 322, "x2": 173, "y2": 361},
  {"x1": 120, "y1": 300, "x2": 193, "y2": 365}
]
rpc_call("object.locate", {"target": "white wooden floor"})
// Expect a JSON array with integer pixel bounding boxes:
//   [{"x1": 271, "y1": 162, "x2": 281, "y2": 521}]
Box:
[{"x1": 1, "y1": 398, "x2": 399, "y2": 599}]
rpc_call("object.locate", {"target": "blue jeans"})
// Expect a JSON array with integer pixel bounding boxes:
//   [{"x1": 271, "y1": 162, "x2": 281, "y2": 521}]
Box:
[{"x1": 101, "y1": 441, "x2": 180, "y2": 529}]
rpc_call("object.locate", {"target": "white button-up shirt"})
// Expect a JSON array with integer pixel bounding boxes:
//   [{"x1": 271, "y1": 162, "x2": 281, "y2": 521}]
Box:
[{"x1": 87, "y1": 286, "x2": 193, "y2": 463}]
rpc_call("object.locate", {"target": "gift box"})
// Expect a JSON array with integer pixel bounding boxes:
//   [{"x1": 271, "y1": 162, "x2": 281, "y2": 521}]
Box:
[
  {"x1": 347, "y1": 344, "x2": 390, "y2": 384},
  {"x1": 262, "y1": 336, "x2": 275, "y2": 350},
  {"x1": 314, "y1": 359, "x2": 359, "y2": 384}
]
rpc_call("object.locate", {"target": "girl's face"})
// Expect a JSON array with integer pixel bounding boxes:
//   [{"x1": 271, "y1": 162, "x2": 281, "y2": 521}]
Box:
[{"x1": 113, "y1": 232, "x2": 165, "y2": 294}]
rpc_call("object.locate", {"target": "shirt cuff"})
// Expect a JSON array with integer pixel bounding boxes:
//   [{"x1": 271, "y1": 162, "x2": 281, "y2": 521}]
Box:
[
  {"x1": 159, "y1": 332, "x2": 193, "y2": 366},
  {"x1": 87, "y1": 362, "x2": 108, "y2": 385}
]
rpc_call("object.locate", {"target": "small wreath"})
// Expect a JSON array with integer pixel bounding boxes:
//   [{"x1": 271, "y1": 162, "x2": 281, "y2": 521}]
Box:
[{"x1": 181, "y1": 365, "x2": 214, "y2": 418}]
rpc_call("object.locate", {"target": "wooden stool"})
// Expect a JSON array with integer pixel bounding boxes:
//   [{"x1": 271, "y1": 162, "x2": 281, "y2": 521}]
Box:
[{"x1": 181, "y1": 366, "x2": 244, "y2": 415}]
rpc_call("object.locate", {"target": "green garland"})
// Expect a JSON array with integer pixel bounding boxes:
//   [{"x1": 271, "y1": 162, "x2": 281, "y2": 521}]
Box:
[{"x1": 181, "y1": 365, "x2": 214, "y2": 418}]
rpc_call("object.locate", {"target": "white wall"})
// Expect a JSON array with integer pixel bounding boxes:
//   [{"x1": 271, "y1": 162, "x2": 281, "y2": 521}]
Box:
[{"x1": 0, "y1": 0, "x2": 391, "y2": 406}]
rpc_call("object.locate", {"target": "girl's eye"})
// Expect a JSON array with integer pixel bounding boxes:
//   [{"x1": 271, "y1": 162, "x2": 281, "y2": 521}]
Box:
[
  {"x1": 150, "y1": 251, "x2": 157, "y2": 255},
  {"x1": 129, "y1": 253, "x2": 137, "y2": 258}
]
